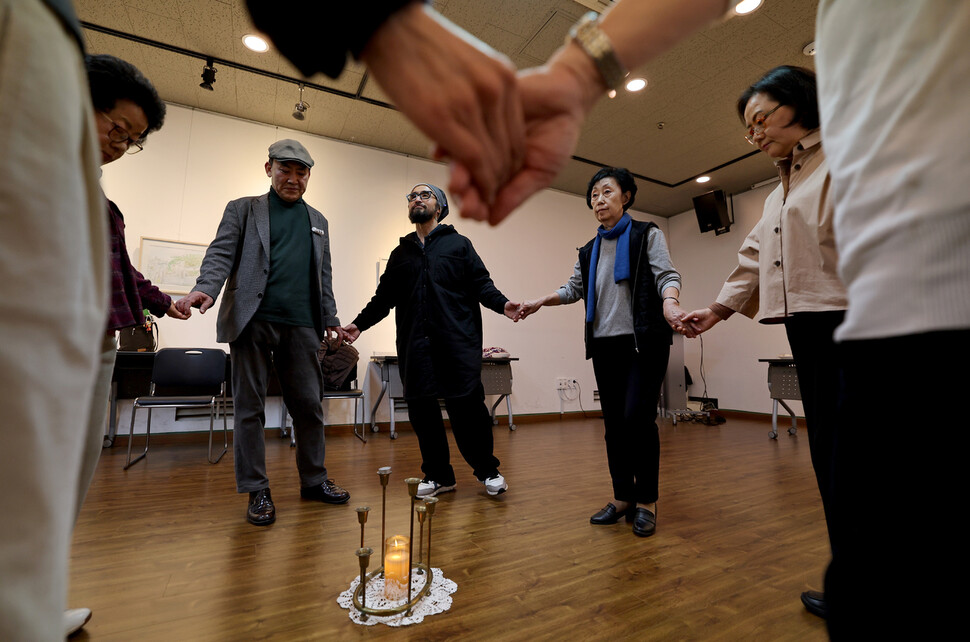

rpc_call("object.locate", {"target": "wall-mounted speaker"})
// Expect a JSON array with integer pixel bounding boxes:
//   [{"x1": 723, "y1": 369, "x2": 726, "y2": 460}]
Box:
[{"x1": 693, "y1": 190, "x2": 732, "y2": 235}]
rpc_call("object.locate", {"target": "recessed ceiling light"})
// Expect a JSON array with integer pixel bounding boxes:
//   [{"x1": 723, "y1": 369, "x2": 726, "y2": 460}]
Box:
[
  {"x1": 607, "y1": 89, "x2": 617, "y2": 99},
  {"x1": 696, "y1": 176, "x2": 711, "y2": 183},
  {"x1": 625, "y1": 78, "x2": 647, "y2": 92},
  {"x1": 735, "y1": 0, "x2": 763, "y2": 15},
  {"x1": 242, "y1": 34, "x2": 269, "y2": 53}
]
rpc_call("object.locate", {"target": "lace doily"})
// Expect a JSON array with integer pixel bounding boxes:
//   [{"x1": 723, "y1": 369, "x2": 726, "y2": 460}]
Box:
[{"x1": 337, "y1": 568, "x2": 457, "y2": 626}]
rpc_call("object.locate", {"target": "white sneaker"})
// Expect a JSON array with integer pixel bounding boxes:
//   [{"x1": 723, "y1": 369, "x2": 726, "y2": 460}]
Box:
[
  {"x1": 64, "y1": 608, "x2": 92, "y2": 636},
  {"x1": 484, "y1": 474, "x2": 508, "y2": 496},
  {"x1": 417, "y1": 479, "x2": 456, "y2": 497}
]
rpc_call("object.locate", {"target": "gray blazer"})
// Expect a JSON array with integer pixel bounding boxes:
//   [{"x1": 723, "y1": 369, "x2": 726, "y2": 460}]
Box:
[{"x1": 192, "y1": 192, "x2": 339, "y2": 344}]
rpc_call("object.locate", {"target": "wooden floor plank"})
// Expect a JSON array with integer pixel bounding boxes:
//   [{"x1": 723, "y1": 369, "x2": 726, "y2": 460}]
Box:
[{"x1": 70, "y1": 415, "x2": 828, "y2": 640}]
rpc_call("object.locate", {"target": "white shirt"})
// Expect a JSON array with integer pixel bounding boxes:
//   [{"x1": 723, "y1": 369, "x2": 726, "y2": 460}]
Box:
[{"x1": 816, "y1": 0, "x2": 970, "y2": 341}]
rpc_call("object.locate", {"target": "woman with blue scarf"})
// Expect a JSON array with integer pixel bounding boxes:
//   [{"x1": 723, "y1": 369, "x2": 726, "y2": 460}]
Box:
[{"x1": 521, "y1": 167, "x2": 690, "y2": 537}]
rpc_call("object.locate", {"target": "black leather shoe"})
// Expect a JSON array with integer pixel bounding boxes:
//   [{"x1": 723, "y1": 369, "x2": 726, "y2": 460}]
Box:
[
  {"x1": 800, "y1": 590, "x2": 827, "y2": 619},
  {"x1": 247, "y1": 488, "x2": 275, "y2": 526},
  {"x1": 632, "y1": 507, "x2": 656, "y2": 537},
  {"x1": 590, "y1": 503, "x2": 634, "y2": 525},
  {"x1": 300, "y1": 479, "x2": 350, "y2": 504}
]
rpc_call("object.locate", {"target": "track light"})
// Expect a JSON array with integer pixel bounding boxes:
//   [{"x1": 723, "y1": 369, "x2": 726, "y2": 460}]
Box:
[
  {"x1": 199, "y1": 57, "x2": 216, "y2": 91},
  {"x1": 293, "y1": 83, "x2": 309, "y2": 120}
]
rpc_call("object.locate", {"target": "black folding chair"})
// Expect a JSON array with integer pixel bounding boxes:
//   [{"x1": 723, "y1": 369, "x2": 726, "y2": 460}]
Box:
[
  {"x1": 280, "y1": 364, "x2": 366, "y2": 444},
  {"x1": 124, "y1": 348, "x2": 229, "y2": 469}
]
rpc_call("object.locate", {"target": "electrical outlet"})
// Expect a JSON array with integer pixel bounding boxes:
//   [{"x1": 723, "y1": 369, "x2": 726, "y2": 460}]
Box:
[{"x1": 556, "y1": 377, "x2": 569, "y2": 390}]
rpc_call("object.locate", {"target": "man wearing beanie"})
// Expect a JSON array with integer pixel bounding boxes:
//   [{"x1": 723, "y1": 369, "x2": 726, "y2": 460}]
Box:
[
  {"x1": 343, "y1": 184, "x2": 521, "y2": 498},
  {"x1": 177, "y1": 139, "x2": 350, "y2": 526}
]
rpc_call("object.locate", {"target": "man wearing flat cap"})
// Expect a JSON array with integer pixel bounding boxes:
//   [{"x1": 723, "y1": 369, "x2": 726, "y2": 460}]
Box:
[
  {"x1": 343, "y1": 184, "x2": 521, "y2": 499},
  {"x1": 177, "y1": 139, "x2": 350, "y2": 525}
]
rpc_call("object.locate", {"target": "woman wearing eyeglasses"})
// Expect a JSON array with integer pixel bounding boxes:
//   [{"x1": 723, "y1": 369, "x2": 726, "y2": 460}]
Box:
[
  {"x1": 64, "y1": 54, "x2": 191, "y2": 636},
  {"x1": 682, "y1": 65, "x2": 846, "y2": 619},
  {"x1": 519, "y1": 166, "x2": 691, "y2": 538}
]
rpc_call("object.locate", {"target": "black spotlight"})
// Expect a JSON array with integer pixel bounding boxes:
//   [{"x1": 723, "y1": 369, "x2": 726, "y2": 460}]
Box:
[{"x1": 199, "y1": 57, "x2": 217, "y2": 91}]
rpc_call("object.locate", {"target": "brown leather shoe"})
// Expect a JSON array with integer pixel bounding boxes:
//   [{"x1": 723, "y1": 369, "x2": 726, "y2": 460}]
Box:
[
  {"x1": 300, "y1": 479, "x2": 350, "y2": 504},
  {"x1": 247, "y1": 488, "x2": 275, "y2": 526}
]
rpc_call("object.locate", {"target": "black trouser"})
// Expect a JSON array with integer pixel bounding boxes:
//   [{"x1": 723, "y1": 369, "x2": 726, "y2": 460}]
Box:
[
  {"x1": 406, "y1": 382, "x2": 500, "y2": 485},
  {"x1": 825, "y1": 329, "x2": 969, "y2": 639},
  {"x1": 229, "y1": 320, "x2": 327, "y2": 493},
  {"x1": 784, "y1": 310, "x2": 844, "y2": 534},
  {"x1": 590, "y1": 334, "x2": 670, "y2": 505}
]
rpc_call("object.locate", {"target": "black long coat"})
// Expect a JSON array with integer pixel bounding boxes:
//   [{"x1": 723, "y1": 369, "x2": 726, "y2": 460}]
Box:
[{"x1": 352, "y1": 225, "x2": 509, "y2": 399}]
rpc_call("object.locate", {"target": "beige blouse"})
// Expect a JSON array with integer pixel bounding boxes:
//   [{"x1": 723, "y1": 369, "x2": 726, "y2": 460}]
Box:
[{"x1": 715, "y1": 129, "x2": 847, "y2": 323}]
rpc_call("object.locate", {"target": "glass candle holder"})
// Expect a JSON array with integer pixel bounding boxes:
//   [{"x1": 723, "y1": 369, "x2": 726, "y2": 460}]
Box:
[{"x1": 383, "y1": 534, "x2": 410, "y2": 600}]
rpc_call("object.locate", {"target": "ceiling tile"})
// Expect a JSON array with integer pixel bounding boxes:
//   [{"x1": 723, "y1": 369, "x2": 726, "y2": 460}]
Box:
[
  {"x1": 519, "y1": 10, "x2": 575, "y2": 62},
  {"x1": 125, "y1": 6, "x2": 187, "y2": 48},
  {"x1": 77, "y1": 0, "x2": 133, "y2": 30},
  {"x1": 177, "y1": 0, "x2": 235, "y2": 60},
  {"x1": 236, "y1": 90, "x2": 277, "y2": 126},
  {"x1": 123, "y1": 0, "x2": 181, "y2": 20},
  {"x1": 234, "y1": 68, "x2": 280, "y2": 97}
]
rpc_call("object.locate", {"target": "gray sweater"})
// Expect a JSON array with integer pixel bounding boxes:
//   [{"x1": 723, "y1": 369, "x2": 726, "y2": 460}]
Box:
[{"x1": 557, "y1": 226, "x2": 681, "y2": 338}]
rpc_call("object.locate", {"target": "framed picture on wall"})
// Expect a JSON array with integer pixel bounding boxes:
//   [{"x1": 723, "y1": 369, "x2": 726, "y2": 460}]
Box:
[
  {"x1": 138, "y1": 237, "x2": 208, "y2": 295},
  {"x1": 377, "y1": 258, "x2": 389, "y2": 287}
]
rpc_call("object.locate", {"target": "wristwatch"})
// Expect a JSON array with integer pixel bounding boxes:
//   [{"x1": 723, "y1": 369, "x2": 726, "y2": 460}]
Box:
[{"x1": 567, "y1": 11, "x2": 628, "y2": 91}]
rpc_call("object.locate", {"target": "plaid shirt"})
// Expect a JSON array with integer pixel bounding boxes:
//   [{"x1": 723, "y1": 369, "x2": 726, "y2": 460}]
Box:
[{"x1": 106, "y1": 198, "x2": 171, "y2": 331}]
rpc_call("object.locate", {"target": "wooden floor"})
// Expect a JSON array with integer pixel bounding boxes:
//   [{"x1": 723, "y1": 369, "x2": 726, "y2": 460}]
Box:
[{"x1": 70, "y1": 415, "x2": 828, "y2": 641}]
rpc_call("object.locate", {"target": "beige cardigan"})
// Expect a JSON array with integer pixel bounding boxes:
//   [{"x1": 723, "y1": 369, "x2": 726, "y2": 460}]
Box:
[{"x1": 715, "y1": 129, "x2": 847, "y2": 323}]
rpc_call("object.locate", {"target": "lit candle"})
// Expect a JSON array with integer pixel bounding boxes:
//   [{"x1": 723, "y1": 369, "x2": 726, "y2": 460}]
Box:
[{"x1": 384, "y1": 534, "x2": 409, "y2": 600}]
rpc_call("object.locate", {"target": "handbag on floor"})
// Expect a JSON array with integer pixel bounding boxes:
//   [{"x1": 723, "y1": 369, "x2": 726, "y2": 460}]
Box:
[
  {"x1": 318, "y1": 337, "x2": 358, "y2": 391},
  {"x1": 118, "y1": 313, "x2": 157, "y2": 352}
]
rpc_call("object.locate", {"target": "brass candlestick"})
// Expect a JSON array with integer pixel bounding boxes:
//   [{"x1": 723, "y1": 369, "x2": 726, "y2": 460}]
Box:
[
  {"x1": 355, "y1": 506, "x2": 370, "y2": 548},
  {"x1": 415, "y1": 504, "x2": 428, "y2": 574},
  {"x1": 378, "y1": 467, "x2": 391, "y2": 571},
  {"x1": 423, "y1": 496, "x2": 438, "y2": 572},
  {"x1": 355, "y1": 547, "x2": 373, "y2": 620},
  {"x1": 404, "y1": 477, "x2": 421, "y2": 616},
  {"x1": 352, "y1": 477, "x2": 437, "y2": 618}
]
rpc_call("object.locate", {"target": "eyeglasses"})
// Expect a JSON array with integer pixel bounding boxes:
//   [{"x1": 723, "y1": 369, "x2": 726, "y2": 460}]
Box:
[
  {"x1": 99, "y1": 112, "x2": 144, "y2": 154},
  {"x1": 406, "y1": 190, "x2": 435, "y2": 203},
  {"x1": 744, "y1": 104, "x2": 782, "y2": 145}
]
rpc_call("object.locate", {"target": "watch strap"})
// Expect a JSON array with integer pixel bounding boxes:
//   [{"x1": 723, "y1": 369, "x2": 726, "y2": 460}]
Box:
[{"x1": 567, "y1": 11, "x2": 628, "y2": 91}]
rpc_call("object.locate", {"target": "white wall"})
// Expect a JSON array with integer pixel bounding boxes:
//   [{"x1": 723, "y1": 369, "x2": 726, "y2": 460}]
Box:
[
  {"x1": 667, "y1": 183, "x2": 803, "y2": 416},
  {"x1": 106, "y1": 104, "x2": 794, "y2": 433}
]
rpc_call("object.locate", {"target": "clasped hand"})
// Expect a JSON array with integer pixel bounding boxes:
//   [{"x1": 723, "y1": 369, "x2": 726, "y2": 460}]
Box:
[{"x1": 663, "y1": 300, "x2": 697, "y2": 338}]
